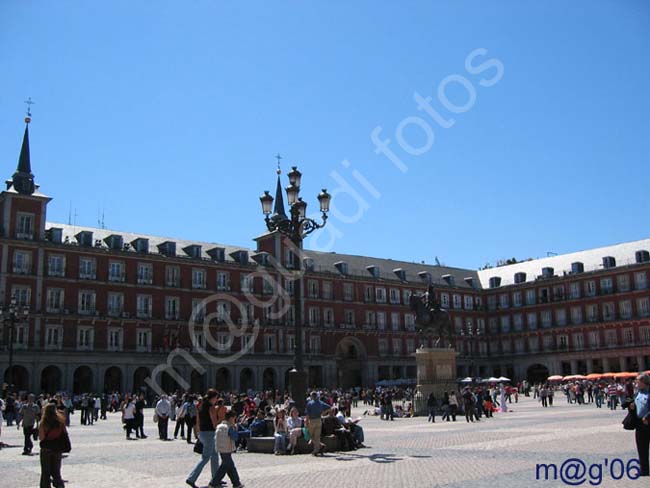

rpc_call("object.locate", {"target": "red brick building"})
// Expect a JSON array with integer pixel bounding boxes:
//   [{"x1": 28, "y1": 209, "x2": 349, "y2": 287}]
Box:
[{"x1": 1, "y1": 120, "x2": 649, "y2": 395}]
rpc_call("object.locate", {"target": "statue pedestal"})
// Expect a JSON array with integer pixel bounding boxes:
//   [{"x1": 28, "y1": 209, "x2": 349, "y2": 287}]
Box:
[{"x1": 414, "y1": 347, "x2": 458, "y2": 414}]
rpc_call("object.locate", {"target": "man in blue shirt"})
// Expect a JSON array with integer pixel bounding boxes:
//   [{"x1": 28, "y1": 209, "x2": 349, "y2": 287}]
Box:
[
  {"x1": 305, "y1": 392, "x2": 330, "y2": 455},
  {"x1": 631, "y1": 374, "x2": 650, "y2": 477}
]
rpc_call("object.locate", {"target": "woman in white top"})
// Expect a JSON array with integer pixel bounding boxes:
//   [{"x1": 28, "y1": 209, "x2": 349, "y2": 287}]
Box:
[
  {"x1": 286, "y1": 407, "x2": 304, "y2": 454},
  {"x1": 122, "y1": 395, "x2": 137, "y2": 439}
]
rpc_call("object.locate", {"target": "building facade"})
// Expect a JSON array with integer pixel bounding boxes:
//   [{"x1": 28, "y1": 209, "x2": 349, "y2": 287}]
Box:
[{"x1": 1, "y1": 120, "x2": 649, "y2": 395}]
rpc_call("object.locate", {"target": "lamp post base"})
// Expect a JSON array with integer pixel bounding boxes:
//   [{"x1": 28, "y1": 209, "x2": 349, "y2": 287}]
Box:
[{"x1": 287, "y1": 368, "x2": 308, "y2": 414}]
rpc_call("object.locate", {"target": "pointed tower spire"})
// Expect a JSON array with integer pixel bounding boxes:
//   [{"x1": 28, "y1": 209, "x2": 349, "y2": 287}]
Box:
[
  {"x1": 8, "y1": 100, "x2": 36, "y2": 195},
  {"x1": 271, "y1": 156, "x2": 287, "y2": 220}
]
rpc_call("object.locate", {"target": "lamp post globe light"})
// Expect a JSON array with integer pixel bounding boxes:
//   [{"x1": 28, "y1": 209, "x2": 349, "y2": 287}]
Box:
[
  {"x1": 0, "y1": 295, "x2": 30, "y2": 391},
  {"x1": 260, "y1": 164, "x2": 330, "y2": 412}
]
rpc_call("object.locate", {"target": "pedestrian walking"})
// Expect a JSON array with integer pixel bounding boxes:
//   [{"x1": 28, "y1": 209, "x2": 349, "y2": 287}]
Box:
[
  {"x1": 155, "y1": 395, "x2": 171, "y2": 440},
  {"x1": 186, "y1": 390, "x2": 220, "y2": 488},
  {"x1": 629, "y1": 374, "x2": 650, "y2": 477},
  {"x1": 39, "y1": 403, "x2": 70, "y2": 488},
  {"x1": 18, "y1": 394, "x2": 40, "y2": 455},
  {"x1": 208, "y1": 410, "x2": 244, "y2": 488}
]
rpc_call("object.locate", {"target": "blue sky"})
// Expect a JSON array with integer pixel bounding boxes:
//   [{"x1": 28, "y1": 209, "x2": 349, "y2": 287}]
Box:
[{"x1": 1, "y1": 1, "x2": 648, "y2": 269}]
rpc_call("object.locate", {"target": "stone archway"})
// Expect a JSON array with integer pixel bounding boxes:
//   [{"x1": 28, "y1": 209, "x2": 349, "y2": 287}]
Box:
[
  {"x1": 215, "y1": 367, "x2": 231, "y2": 392},
  {"x1": 73, "y1": 366, "x2": 94, "y2": 394},
  {"x1": 4, "y1": 365, "x2": 30, "y2": 391},
  {"x1": 40, "y1": 365, "x2": 63, "y2": 394},
  {"x1": 262, "y1": 368, "x2": 276, "y2": 391},
  {"x1": 335, "y1": 337, "x2": 367, "y2": 389},
  {"x1": 527, "y1": 363, "x2": 550, "y2": 384},
  {"x1": 240, "y1": 368, "x2": 254, "y2": 393},
  {"x1": 104, "y1": 366, "x2": 123, "y2": 393},
  {"x1": 133, "y1": 367, "x2": 151, "y2": 394},
  {"x1": 191, "y1": 370, "x2": 206, "y2": 394}
]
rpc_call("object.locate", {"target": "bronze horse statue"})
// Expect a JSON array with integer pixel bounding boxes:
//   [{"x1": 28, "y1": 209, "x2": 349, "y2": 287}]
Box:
[{"x1": 409, "y1": 285, "x2": 454, "y2": 348}]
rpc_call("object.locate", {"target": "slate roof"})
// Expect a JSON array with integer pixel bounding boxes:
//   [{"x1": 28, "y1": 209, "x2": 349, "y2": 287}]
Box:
[{"x1": 476, "y1": 238, "x2": 650, "y2": 288}]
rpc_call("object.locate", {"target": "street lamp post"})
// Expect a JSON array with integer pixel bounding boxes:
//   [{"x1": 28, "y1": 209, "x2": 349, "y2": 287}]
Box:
[
  {"x1": 1, "y1": 295, "x2": 29, "y2": 391},
  {"x1": 260, "y1": 165, "x2": 330, "y2": 412},
  {"x1": 460, "y1": 321, "x2": 481, "y2": 378}
]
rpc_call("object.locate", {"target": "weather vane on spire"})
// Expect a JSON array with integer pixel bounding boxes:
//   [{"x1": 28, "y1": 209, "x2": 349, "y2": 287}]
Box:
[
  {"x1": 24, "y1": 97, "x2": 35, "y2": 123},
  {"x1": 275, "y1": 153, "x2": 282, "y2": 174}
]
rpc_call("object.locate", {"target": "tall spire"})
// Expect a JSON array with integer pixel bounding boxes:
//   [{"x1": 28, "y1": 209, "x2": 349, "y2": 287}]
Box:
[
  {"x1": 271, "y1": 163, "x2": 287, "y2": 220},
  {"x1": 9, "y1": 103, "x2": 36, "y2": 195}
]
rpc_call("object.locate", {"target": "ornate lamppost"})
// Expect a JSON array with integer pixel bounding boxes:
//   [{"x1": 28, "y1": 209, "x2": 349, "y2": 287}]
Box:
[
  {"x1": 460, "y1": 320, "x2": 481, "y2": 378},
  {"x1": 260, "y1": 165, "x2": 330, "y2": 412},
  {"x1": 1, "y1": 295, "x2": 30, "y2": 390}
]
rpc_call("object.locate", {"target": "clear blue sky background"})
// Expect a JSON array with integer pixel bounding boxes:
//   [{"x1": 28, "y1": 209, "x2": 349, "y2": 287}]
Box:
[{"x1": 1, "y1": 1, "x2": 648, "y2": 270}]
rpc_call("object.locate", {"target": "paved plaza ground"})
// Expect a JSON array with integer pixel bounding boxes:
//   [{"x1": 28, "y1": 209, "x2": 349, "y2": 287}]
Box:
[{"x1": 1, "y1": 396, "x2": 642, "y2": 488}]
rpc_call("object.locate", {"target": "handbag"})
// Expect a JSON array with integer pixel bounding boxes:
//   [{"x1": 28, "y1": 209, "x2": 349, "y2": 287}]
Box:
[
  {"x1": 623, "y1": 410, "x2": 637, "y2": 431},
  {"x1": 193, "y1": 439, "x2": 203, "y2": 454},
  {"x1": 153, "y1": 413, "x2": 159, "y2": 423}
]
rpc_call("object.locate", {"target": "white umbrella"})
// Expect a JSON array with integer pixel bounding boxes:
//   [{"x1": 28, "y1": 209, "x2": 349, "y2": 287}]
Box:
[
  {"x1": 486, "y1": 377, "x2": 500, "y2": 382},
  {"x1": 460, "y1": 377, "x2": 473, "y2": 383},
  {"x1": 497, "y1": 376, "x2": 511, "y2": 382}
]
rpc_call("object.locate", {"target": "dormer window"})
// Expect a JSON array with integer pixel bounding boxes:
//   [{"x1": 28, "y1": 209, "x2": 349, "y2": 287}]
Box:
[
  {"x1": 602, "y1": 256, "x2": 616, "y2": 269},
  {"x1": 366, "y1": 265, "x2": 380, "y2": 279},
  {"x1": 252, "y1": 252, "x2": 270, "y2": 266},
  {"x1": 464, "y1": 277, "x2": 475, "y2": 287},
  {"x1": 75, "y1": 231, "x2": 93, "y2": 247},
  {"x1": 157, "y1": 241, "x2": 176, "y2": 257},
  {"x1": 207, "y1": 247, "x2": 225, "y2": 262},
  {"x1": 104, "y1": 234, "x2": 123, "y2": 251},
  {"x1": 393, "y1": 268, "x2": 406, "y2": 281},
  {"x1": 571, "y1": 262, "x2": 584, "y2": 274},
  {"x1": 489, "y1": 276, "x2": 501, "y2": 289},
  {"x1": 183, "y1": 245, "x2": 202, "y2": 259},
  {"x1": 334, "y1": 261, "x2": 348, "y2": 275},
  {"x1": 304, "y1": 258, "x2": 315, "y2": 272},
  {"x1": 132, "y1": 238, "x2": 149, "y2": 254},
  {"x1": 46, "y1": 227, "x2": 63, "y2": 244},
  {"x1": 636, "y1": 250, "x2": 650, "y2": 264},
  {"x1": 418, "y1": 271, "x2": 432, "y2": 284},
  {"x1": 541, "y1": 267, "x2": 554, "y2": 278},
  {"x1": 514, "y1": 272, "x2": 527, "y2": 284},
  {"x1": 441, "y1": 274, "x2": 454, "y2": 286},
  {"x1": 229, "y1": 250, "x2": 248, "y2": 265}
]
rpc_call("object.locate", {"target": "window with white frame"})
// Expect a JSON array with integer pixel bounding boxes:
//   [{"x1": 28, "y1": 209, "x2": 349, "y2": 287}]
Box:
[
  {"x1": 192, "y1": 268, "x2": 206, "y2": 289},
  {"x1": 79, "y1": 257, "x2": 96, "y2": 279},
  {"x1": 513, "y1": 314, "x2": 523, "y2": 331},
  {"x1": 512, "y1": 292, "x2": 522, "y2": 307},
  {"x1": 192, "y1": 331, "x2": 205, "y2": 351},
  {"x1": 635, "y1": 272, "x2": 647, "y2": 290},
  {"x1": 541, "y1": 310, "x2": 552, "y2": 328},
  {"x1": 557, "y1": 335, "x2": 568, "y2": 350},
  {"x1": 464, "y1": 295, "x2": 473, "y2": 310},
  {"x1": 639, "y1": 326, "x2": 650, "y2": 344},
  {"x1": 108, "y1": 328, "x2": 123, "y2": 351},
  {"x1": 217, "y1": 271, "x2": 230, "y2": 291},
  {"x1": 12, "y1": 325, "x2": 28, "y2": 348},
  {"x1": 526, "y1": 289, "x2": 536, "y2": 305},
  {"x1": 216, "y1": 333, "x2": 231, "y2": 353},
  {"x1": 47, "y1": 255, "x2": 65, "y2": 277},
  {"x1": 287, "y1": 335, "x2": 296, "y2": 353},
  {"x1": 165, "y1": 265, "x2": 180, "y2": 287},
  {"x1": 498, "y1": 294, "x2": 509, "y2": 309},
  {"x1": 13, "y1": 250, "x2": 31, "y2": 274},
  {"x1": 527, "y1": 312, "x2": 537, "y2": 330},
  {"x1": 240, "y1": 302, "x2": 253, "y2": 324},
  {"x1": 136, "y1": 329, "x2": 151, "y2": 352},
  {"x1": 487, "y1": 295, "x2": 497, "y2": 311},
  {"x1": 404, "y1": 313, "x2": 415, "y2": 330},
  {"x1": 323, "y1": 308, "x2": 334, "y2": 327},
  {"x1": 477, "y1": 318, "x2": 485, "y2": 333},
  {"x1": 45, "y1": 325, "x2": 62, "y2": 350},
  {"x1": 78, "y1": 290, "x2": 96, "y2": 314},
  {"x1": 242, "y1": 334, "x2": 255, "y2": 351},
  {"x1": 215, "y1": 301, "x2": 229, "y2": 323},
  {"x1": 136, "y1": 294, "x2": 152, "y2": 318},
  {"x1": 602, "y1": 302, "x2": 614, "y2": 321},
  {"x1": 261, "y1": 275, "x2": 274, "y2": 295},
  {"x1": 375, "y1": 287, "x2": 387, "y2": 303},
  {"x1": 308, "y1": 280, "x2": 319, "y2": 298},
  {"x1": 389, "y1": 288, "x2": 400, "y2": 304},
  {"x1": 555, "y1": 308, "x2": 567, "y2": 326},
  {"x1": 344, "y1": 310, "x2": 355, "y2": 326},
  {"x1": 403, "y1": 289, "x2": 413, "y2": 305},
  {"x1": 284, "y1": 248, "x2": 295, "y2": 268},
  {"x1": 378, "y1": 338, "x2": 388, "y2": 356},
  {"x1": 308, "y1": 307, "x2": 320, "y2": 326},
  {"x1": 322, "y1": 281, "x2": 333, "y2": 299},
  {"x1": 600, "y1": 277, "x2": 613, "y2": 294},
  {"x1": 365, "y1": 311, "x2": 376, "y2": 328},
  {"x1": 514, "y1": 338, "x2": 525, "y2": 353},
  {"x1": 572, "y1": 333, "x2": 584, "y2": 350},
  {"x1": 137, "y1": 263, "x2": 153, "y2": 285},
  {"x1": 406, "y1": 339, "x2": 416, "y2": 354},
  {"x1": 528, "y1": 336, "x2": 539, "y2": 352},
  {"x1": 364, "y1": 286, "x2": 373, "y2": 303},
  {"x1": 77, "y1": 326, "x2": 94, "y2": 350},
  {"x1": 377, "y1": 312, "x2": 386, "y2": 330},
  {"x1": 570, "y1": 306, "x2": 582, "y2": 325},
  {"x1": 286, "y1": 307, "x2": 295, "y2": 326},
  {"x1": 585, "y1": 304, "x2": 598, "y2": 322},
  {"x1": 165, "y1": 296, "x2": 180, "y2": 320},
  {"x1": 392, "y1": 338, "x2": 402, "y2": 354},
  {"x1": 310, "y1": 336, "x2": 321, "y2": 354},
  {"x1": 46, "y1": 288, "x2": 64, "y2": 313},
  {"x1": 585, "y1": 280, "x2": 596, "y2": 297},
  {"x1": 441, "y1": 293, "x2": 449, "y2": 307},
  {"x1": 391, "y1": 312, "x2": 400, "y2": 331},
  {"x1": 569, "y1": 282, "x2": 580, "y2": 299},
  {"x1": 605, "y1": 329, "x2": 618, "y2": 347},
  {"x1": 589, "y1": 331, "x2": 600, "y2": 349},
  {"x1": 617, "y1": 274, "x2": 630, "y2": 292},
  {"x1": 543, "y1": 335, "x2": 553, "y2": 351},
  {"x1": 284, "y1": 278, "x2": 294, "y2": 296},
  {"x1": 453, "y1": 294, "x2": 462, "y2": 309},
  {"x1": 343, "y1": 283, "x2": 354, "y2": 301},
  {"x1": 623, "y1": 328, "x2": 634, "y2": 345},
  {"x1": 16, "y1": 213, "x2": 34, "y2": 238},
  {"x1": 488, "y1": 317, "x2": 498, "y2": 334},
  {"x1": 108, "y1": 261, "x2": 125, "y2": 282},
  {"x1": 105, "y1": 293, "x2": 122, "y2": 318},
  {"x1": 240, "y1": 274, "x2": 253, "y2": 293},
  {"x1": 638, "y1": 297, "x2": 650, "y2": 317},
  {"x1": 619, "y1": 300, "x2": 632, "y2": 319}
]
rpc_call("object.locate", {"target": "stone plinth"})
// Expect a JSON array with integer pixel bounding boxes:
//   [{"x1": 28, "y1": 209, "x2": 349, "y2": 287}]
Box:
[{"x1": 414, "y1": 347, "x2": 458, "y2": 414}]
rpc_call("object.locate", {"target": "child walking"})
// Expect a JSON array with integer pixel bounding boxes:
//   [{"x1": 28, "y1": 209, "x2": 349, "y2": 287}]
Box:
[{"x1": 209, "y1": 411, "x2": 244, "y2": 488}]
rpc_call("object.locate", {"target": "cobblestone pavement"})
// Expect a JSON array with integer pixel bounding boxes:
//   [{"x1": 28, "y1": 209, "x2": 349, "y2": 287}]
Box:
[{"x1": 1, "y1": 396, "x2": 641, "y2": 488}]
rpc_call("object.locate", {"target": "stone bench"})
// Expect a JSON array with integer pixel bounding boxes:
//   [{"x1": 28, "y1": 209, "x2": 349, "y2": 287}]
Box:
[{"x1": 246, "y1": 435, "x2": 341, "y2": 454}]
